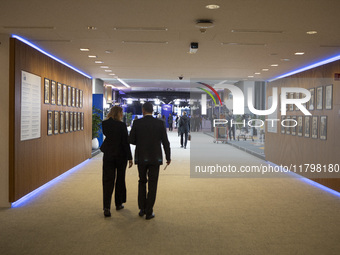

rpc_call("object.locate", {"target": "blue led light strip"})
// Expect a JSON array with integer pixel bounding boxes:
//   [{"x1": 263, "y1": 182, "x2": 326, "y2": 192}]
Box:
[
  {"x1": 266, "y1": 161, "x2": 340, "y2": 199},
  {"x1": 12, "y1": 35, "x2": 92, "y2": 79},
  {"x1": 268, "y1": 53, "x2": 340, "y2": 82},
  {"x1": 11, "y1": 159, "x2": 90, "y2": 207}
]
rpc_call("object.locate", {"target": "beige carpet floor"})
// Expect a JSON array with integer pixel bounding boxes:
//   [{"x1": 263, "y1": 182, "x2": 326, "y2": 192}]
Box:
[{"x1": 1, "y1": 132, "x2": 340, "y2": 255}]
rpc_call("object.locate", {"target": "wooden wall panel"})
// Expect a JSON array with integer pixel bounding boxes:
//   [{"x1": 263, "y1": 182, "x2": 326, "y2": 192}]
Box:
[
  {"x1": 9, "y1": 39, "x2": 92, "y2": 202},
  {"x1": 265, "y1": 60, "x2": 340, "y2": 192}
]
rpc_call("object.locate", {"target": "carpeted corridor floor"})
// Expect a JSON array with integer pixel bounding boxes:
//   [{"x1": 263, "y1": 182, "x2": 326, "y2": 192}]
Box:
[{"x1": 1, "y1": 132, "x2": 340, "y2": 255}]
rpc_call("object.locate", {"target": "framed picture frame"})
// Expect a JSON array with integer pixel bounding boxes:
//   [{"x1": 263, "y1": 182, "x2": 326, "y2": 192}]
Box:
[
  {"x1": 297, "y1": 116, "x2": 303, "y2": 137},
  {"x1": 280, "y1": 116, "x2": 285, "y2": 134},
  {"x1": 81, "y1": 112, "x2": 84, "y2": 130},
  {"x1": 60, "y1": 111, "x2": 64, "y2": 134},
  {"x1": 308, "y1": 88, "x2": 315, "y2": 111},
  {"x1": 311, "y1": 116, "x2": 318, "y2": 139},
  {"x1": 44, "y1": 78, "x2": 50, "y2": 104},
  {"x1": 62, "y1": 84, "x2": 67, "y2": 106},
  {"x1": 73, "y1": 111, "x2": 77, "y2": 131},
  {"x1": 304, "y1": 116, "x2": 310, "y2": 138},
  {"x1": 72, "y1": 87, "x2": 75, "y2": 107},
  {"x1": 57, "y1": 82, "x2": 62, "y2": 106},
  {"x1": 67, "y1": 86, "x2": 72, "y2": 106},
  {"x1": 76, "y1": 89, "x2": 79, "y2": 108},
  {"x1": 79, "y1": 90, "x2": 83, "y2": 108},
  {"x1": 69, "y1": 112, "x2": 73, "y2": 132},
  {"x1": 65, "y1": 111, "x2": 69, "y2": 133},
  {"x1": 77, "y1": 112, "x2": 81, "y2": 131},
  {"x1": 54, "y1": 111, "x2": 59, "y2": 135},
  {"x1": 325, "y1": 84, "x2": 333, "y2": 110},
  {"x1": 316, "y1": 86, "x2": 323, "y2": 110},
  {"x1": 289, "y1": 93, "x2": 294, "y2": 111},
  {"x1": 51, "y1": 80, "x2": 56, "y2": 105},
  {"x1": 291, "y1": 116, "x2": 297, "y2": 135},
  {"x1": 47, "y1": 110, "x2": 53, "y2": 135},
  {"x1": 320, "y1": 116, "x2": 327, "y2": 140}
]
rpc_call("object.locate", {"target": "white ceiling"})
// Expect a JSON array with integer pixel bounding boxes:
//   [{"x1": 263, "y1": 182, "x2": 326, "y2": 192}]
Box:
[{"x1": 1, "y1": 0, "x2": 340, "y2": 91}]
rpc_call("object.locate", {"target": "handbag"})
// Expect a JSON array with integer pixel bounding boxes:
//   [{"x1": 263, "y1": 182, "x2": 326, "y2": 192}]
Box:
[{"x1": 188, "y1": 133, "x2": 191, "y2": 141}]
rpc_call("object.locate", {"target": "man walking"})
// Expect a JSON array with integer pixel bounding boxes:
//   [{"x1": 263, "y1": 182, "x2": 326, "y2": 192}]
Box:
[
  {"x1": 179, "y1": 111, "x2": 190, "y2": 149},
  {"x1": 129, "y1": 102, "x2": 171, "y2": 220}
]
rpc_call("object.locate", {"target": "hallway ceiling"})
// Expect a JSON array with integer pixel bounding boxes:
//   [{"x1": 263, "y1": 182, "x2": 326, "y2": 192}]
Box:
[{"x1": 1, "y1": 0, "x2": 340, "y2": 91}]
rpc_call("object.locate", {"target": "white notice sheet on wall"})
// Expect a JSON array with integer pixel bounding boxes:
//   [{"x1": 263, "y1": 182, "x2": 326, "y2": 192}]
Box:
[
  {"x1": 21, "y1": 71, "x2": 41, "y2": 141},
  {"x1": 267, "y1": 96, "x2": 278, "y2": 133}
]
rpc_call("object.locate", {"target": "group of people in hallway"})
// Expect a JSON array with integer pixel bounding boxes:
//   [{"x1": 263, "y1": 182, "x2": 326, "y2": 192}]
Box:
[{"x1": 100, "y1": 102, "x2": 171, "y2": 220}]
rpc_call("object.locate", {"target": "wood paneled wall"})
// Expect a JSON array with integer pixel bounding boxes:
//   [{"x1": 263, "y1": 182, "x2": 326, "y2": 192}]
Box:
[
  {"x1": 265, "y1": 60, "x2": 340, "y2": 192},
  {"x1": 9, "y1": 38, "x2": 92, "y2": 202}
]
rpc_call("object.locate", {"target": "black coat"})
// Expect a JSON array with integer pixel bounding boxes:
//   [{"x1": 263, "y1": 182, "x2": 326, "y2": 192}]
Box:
[
  {"x1": 129, "y1": 115, "x2": 171, "y2": 165},
  {"x1": 100, "y1": 118, "x2": 132, "y2": 160},
  {"x1": 179, "y1": 115, "x2": 190, "y2": 133}
]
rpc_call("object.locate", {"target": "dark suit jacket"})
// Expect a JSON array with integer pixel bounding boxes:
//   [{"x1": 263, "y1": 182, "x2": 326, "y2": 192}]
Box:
[
  {"x1": 129, "y1": 115, "x2": 171, "y2": 165},
  {"x1": 100, "y1": 118, "x2": 132, "y2": 160}
]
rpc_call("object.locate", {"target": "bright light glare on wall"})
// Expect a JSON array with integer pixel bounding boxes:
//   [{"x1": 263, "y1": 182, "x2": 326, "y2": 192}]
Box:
[
  {"x1": 155, "y1": 99, "x2": 160, "y2": 105},
  {"x1": 12, "y1": 35, "x2": 92, "y2": 79},
  {"x1": 127, "y1": 98, "x2": 133, "y2": 104}
]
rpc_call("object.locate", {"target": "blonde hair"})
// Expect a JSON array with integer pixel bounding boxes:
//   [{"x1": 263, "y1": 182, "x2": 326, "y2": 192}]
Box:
[{"x1": 106, "y1": 106, "x2": 123, "y2": 121}]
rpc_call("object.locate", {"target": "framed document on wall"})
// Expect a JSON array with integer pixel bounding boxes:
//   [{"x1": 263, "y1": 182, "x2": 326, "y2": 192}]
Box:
[
  {"x1": 54, "y1": 111, "x2": 59, "y2": 135},
  {"x1": 69, "y1": 112, "x2": 73, "y2": 132},
  {"x1": 72, "y1": 87, "x2": 75, "y2": 107},
  {"x1": 76, "y1": 88, "x2": 79, "y2": 108},
  {"x1": 297, "y1": 116, "x2": 303, "y2": 137},
  {"x1": 62, "y1": 84, "x2": 67, "y2": 106},
  {"x1": 308, "y1": 88, "x2": 315, "y2": 110},
  {"x1": 325, "y1": 84, "x2": 333, "y2": 110},
  {"x1": 81, "y1": 112, "x2": 84, "y2": 130},
  {"x1": 47, "y1": 110, "x2": 53, "y2": 135},
  {"x1": 320, "y1": 116, "x2": 327, "y2": 140},
  {"x1": 51, "y1": 80, "x2": 56, "y2": 105},
  {"x1": 316, "y1": 86, "x2": 323, "y2": 110},
  {"x1": 311, "y1": 116, "x2": 318, "y2": 139},
  {"x1": 57, "y1": 82, "x2": 62, "y2": 106},
  {"x1": 79, "y1": 90, "x2": 83, "y2": 108},
  {"x1": 60, "y1": 111, "x2": 64, "y2": 134},
  {"x1": 68, "y1": 86, "x2": 71, "y2": 106},
  {"x1": 65, "y1": 111, "x2": 69, "y2": 133},
  {"x1": 73, "y1": 111, "x2": 77, "y2": 131},
  {"x1": 44, "y1": 78, "x2": 50, "y2": 104},
  {"x1": 304, "y1": 116, "x2": 310, "y2": 138}
]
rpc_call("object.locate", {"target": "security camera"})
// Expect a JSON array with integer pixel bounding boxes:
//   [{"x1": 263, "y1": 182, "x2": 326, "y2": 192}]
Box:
[
  {"x1": 189, "y1": 42, "x2": 198, "y2": 54},
  {"x1": 178, "y1": 76, "x2": 183, "y2": 80}
]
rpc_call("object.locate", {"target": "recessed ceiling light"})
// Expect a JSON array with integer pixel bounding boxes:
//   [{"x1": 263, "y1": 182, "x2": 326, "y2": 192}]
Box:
[
  {"x1": 95, "y1": 61, "x2": 103, "y2": 64},
  {"x1": 87, "y1": 26, "x2": 97, "y2": 30},
  {"x1": 205, "y1": 4, "x2": 220, "y2": 9},
  {"x1": 255, "y1": 72, "x2": 261, "y2": 75},
  {"x1": 80, "y1": 48, "x2": 89, "y2": 51},
  {"x1": 109, "y1": 73, "x2": 116, "y2": 76},
  {"x1": 306, "y1": 31, "x2": 317, "y2": 35},
  {"x1": 281, "y1": 58, "x2": 291, "y2": 61},
  {"x1": 295, "y1": 52, "x2": 305, "y2": 55},
  {"x1": 231, "y1": 29, "x2": 283, "y2": 34},
  {"x1": 262, "y1": 69, "x2": 269, "y2": 71},
  {"x1": 271, "y1": 64, "x2": 279, "y2": 67},
  {"x1": 114, "y1": 27, "x2": 168, "y2": 31},
  {"x1": 122, "y1": 41, "x2": 168, "y2": 44},
  {"x1": 248, "y1": 76, "x2": 254, "y2": 78},
  {"x1": 100, "y1": 66, "x2": 109, "y2": 68},
  {"x1": 104, "y1": 70, "x2": 112, "y2": 72},
  {"x1": 105, "y1": 50, "x2": 112, "y2": 54},
  {"x1": 88, "y1": 55, "x2": 97, "y2": 58}
]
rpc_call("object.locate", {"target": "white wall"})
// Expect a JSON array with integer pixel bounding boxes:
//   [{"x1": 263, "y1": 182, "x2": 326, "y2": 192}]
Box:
[{"x1": 0, "y1": 34, "x2": 11, "y2": 207}]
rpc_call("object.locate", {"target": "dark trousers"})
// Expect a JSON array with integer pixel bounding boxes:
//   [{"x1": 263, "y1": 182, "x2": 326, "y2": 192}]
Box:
[
  {"x1": 229, "y1": 125, "x2": 235, "y2": 140},
  {"x1": 102, "y1": 157, "x2": 127, "y2": 209},
  {"x1": 137, "y1": 164, "x2": 160, "y2": 216},
  {"x1": 168, "y1": 123, "x2": 173, "y2": 131},
  {"x1": 180, "y1": 132, "x2": 188, "y2": 147}
]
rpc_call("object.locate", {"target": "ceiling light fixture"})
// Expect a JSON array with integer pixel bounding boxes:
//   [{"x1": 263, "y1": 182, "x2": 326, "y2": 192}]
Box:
[
  {"x1": 95, "y1": 61, "x2": 104, "y2": 64},
  {"x1": 295, "y1": 52, "x2": 305, "y2": 55},
  {"x1": 108, "y1": 73, "x2": 116, "y2": 76},
  {"x1": 262, "y1": 69, "x2": 269, "y2": 71},
  {"x1": 122, "y1": 41, "x2": 168, "y2": 44},
  {"x1": 231, "y1": 29, "x2": 283, "y2": 34},
  {"x1": 271, "y1": 64, "x2": 279, "y2": 67},
  {"x1": 248, "y1": 76, "x2": 254, "y2": 78},
  {"x1": 255, "y1": 72, "x2": 261, "y2": 75},
  {"x1": 221, "y1": 42, "x2": 266, "y2": 46},
  {"x1": 205, "y1": 4, "x2": 220, "y2": 9},
  {"x1": 80, "y1": 48, "x2": 89, "y2": 51},
  {"x1": 117, "y1": 78, "x2": 131, "y2": 88},
  {"x1": 306, "y1": 31, "x2": 317, "y2": 35},
  {"x1": 88, "y1": 55, "x2": 97, "y2": 58},
  {"x1": 87, "y1": 26, "x2": 97, "y2": 30},
  {"x1": 281, "y1": 58, "x2": 291, "y2": 61},
  {"x1": 104, "y1": 70, "x2": 112, "y2": 72},
  {"x1": 100, "y1": 66, "x2": 109, "y2": 68}
]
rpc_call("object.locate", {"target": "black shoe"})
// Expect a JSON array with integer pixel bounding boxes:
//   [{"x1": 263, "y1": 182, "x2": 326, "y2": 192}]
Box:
[
  {"x1": 104, "y1": 208, "x2": 111, "y2": 217},
  {"x1": 139, "y1": 209, "x2": 145, "y2": 217},
  {"x1": 180, "y1": 145, "x2": 183, "y2": 148},
  {"x1": 184, "y1": 146, "x2": 186, "y2": 149},
  {"x1": 145, "y1": 213, "x2": 155, "y2": 220},
  {"x1": 116, "y1": 204, "x2": 124, "y2": 211}
]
